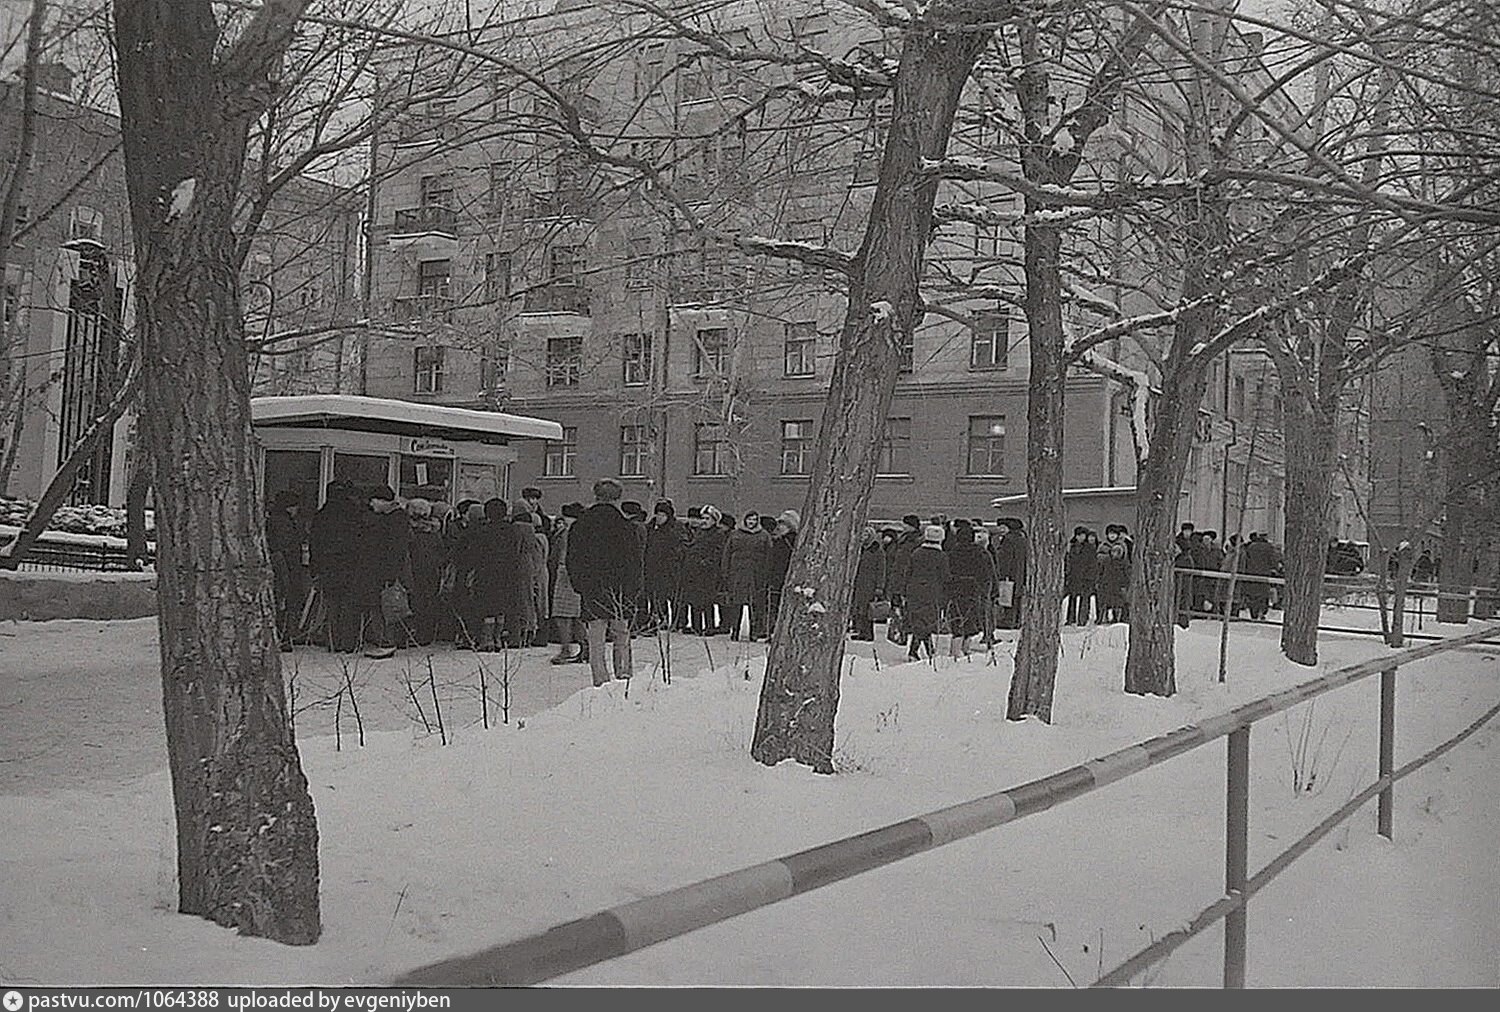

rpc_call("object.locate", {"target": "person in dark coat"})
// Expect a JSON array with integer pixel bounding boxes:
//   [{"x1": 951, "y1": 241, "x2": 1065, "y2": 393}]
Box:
[
  {"x1": 1063, "y1": 526, "x2": 1099, "y2": 626},
  {"x1": 644, "y1": 500, "x2": 687, "y2": 631},
  {"x1": 620, "y1": 501, "x2": 650, "y2": 633},
  {"x1": 945, "y1": 523, "x2": 992, "y2": 655},
  {"x1": 722, "y1": 511, "x2": 771, "y2": 640},
  {"x1": 566, "y1": 478, "x2": 644, "y2": 686},
  {"x1": 548, "y1": 503, "x2": 588, "y2": 664},
  {"x1": 1173, "y1": 532, "x2": 1198, "y2": 628},
  {"x1": 308, "y1": 481, "x2": 361, "y2": 652},
  {"x1": 404, "y1": 498, "x2": 445, "y2": 647},
  {"x1": 903, "y1": 525, "x2": 949, "y2": 660},
  {"x1": 992, "y1": 518, "x2": 1027, "y2": 628},
  {"x1": 851, "y1": 525, "x2": 887, "y2": 641},
  {"x1": 1240, "y1": 532, "x2": 1277, "y2": 620},
  {"x1": 520, "y1": 486, "x2": 552, "y2": 537},
  {"x1": 1096, "y1": 524, "x2": 1132, "y2": 624},
  {"x1": 265, "y1": 489, "x2": 305, "y2": 651},
  {"x1": 764, "y1": 509, "x2": 800, "y2": 633},
  {"x1": 355, "y1": 485, "x2": 413, "y2": 657},
  {"x1": 474, "y1": 498, "x2": 522, "y2": 651},
  {"x1": 511, "y1": 509, "x2": 549, "y2": 647},
  {"x1": 678, "y1": 506, "x2": 725, "y2": 635},
  {"x1": 1194, "y1": 530, "x2": 1225, "y2": 613}
]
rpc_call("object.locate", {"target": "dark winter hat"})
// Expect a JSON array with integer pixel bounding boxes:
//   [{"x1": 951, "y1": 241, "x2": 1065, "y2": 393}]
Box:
[
  {"x1": 719, "y1": 512, "x2": 736, "y2": 528},
  {"x1": 521, "y1": 486, "x2": 543, "y2": 499},
  {"x1": 1074, "y1": 525, "x2": 1088, "y2": 537},
  {"x1": 902, "y1": 513, "x2": 922, "y2": 530},
  {"x1": 686, "y1": 506, "x2": 703, "y2": 519},
  {"x1": 653, "y1": 499, "x2": 675, "y2": 517},
  {"x1": 371, "y1": 484, "x2": 398, "y2": 502},
  {"x1": 484, "y1": 498, "x2": 509, "y2": 522},
  {"x1": 759, "y1": 515, "x2": 778, "y2": 533},
  {"x1": 561, "y1": 502, "x2": 585, "y2": 519},
  {"x1": 954, "y1": 517, "x2": 972, "y2": 530},
  {"x1": 622, "y1": 500, "x2": 646, "y2": 519}
]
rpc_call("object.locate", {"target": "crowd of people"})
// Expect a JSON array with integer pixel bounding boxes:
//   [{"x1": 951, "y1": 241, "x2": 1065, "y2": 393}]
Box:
[{"x1": 265, "y1": 479, "x2": 1316, "y2": 680}]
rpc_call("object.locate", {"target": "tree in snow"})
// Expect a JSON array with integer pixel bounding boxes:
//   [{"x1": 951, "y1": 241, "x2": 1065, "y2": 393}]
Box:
[{"x1": 113, "y1": 0, "x2": 321, "y2": 943}]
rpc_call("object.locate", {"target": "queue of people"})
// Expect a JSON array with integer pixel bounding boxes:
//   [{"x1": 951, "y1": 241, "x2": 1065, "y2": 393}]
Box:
[{"x1": 265, "y1": 480, "x2": 1297, "y2": 679}]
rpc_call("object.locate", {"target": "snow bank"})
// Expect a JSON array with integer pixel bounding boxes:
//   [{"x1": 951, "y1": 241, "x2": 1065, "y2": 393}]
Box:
[
  {"x1": 0, "y1": 568, "x2": 157, "y2": 621},
  {"x1": 0, "y1": 621, "x2": 1495, "y2": 986}
]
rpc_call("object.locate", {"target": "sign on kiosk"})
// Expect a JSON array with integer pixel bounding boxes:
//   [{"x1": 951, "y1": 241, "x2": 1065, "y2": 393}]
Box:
[{"x1": 407, "y1": 438, "x2": 455, "y2": 457}]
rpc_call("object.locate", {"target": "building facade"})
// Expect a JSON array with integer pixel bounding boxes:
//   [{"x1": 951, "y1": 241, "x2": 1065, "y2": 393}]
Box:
[{"x1": 358, "y1": 0, "x2": 1298, "y2": 533}]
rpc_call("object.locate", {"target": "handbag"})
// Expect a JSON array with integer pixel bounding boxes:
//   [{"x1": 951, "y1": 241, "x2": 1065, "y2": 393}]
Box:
[
  {"x1": 869, "y1": 599, "x2": 892, "y2": 623},
  {"x1": 381, "y1": 581, "x2": 413, "y2": 625},
  {"x1": 885, "y1": 607, "x2": 904, "y2": 643},
  {"x1": 995, "y1": 579, "x2": 1015, "y2": 608}
]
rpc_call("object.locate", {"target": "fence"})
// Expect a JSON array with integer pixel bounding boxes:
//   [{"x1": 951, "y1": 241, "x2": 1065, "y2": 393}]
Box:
[
  {"x1": 392, "y1": 621, "x2": 1500, "y2": 988},
  {"x1": 9, "y1": 539, "x2": 151, "y2": 573}
]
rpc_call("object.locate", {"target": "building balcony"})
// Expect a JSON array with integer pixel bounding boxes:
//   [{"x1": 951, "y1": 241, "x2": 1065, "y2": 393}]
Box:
[
  {"x1": 521, "y1": 284, "x2": 590, "y2": 316},
  {"x1": 392, "y1": 205, "x2": 458, "y2": 235},
  {"x1": 391, "y1": 293, "x2": 455, "y2": 324}
]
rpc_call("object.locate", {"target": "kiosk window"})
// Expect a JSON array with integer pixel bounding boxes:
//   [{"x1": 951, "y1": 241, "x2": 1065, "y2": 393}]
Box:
[
  {"x1": 263, "y1": 449, "x2": 321, "y2": 512},
  {"x1": 458, "y1": 461, "x2": 503, "y2": 502},
  {"x1": 333, "y1": 453, "x2": 391, "y2": 492},
  {"x1": 400, "y1": 455, "x2": 453, "y2": 502}
]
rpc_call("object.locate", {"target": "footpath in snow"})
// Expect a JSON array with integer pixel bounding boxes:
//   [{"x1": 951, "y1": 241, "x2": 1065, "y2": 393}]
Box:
[{"x1": 0, "y1": 614, "x2": 1496, "y2": 986}]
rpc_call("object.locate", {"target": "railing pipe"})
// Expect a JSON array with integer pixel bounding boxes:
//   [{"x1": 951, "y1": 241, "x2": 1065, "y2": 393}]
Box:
[
  {"x1": 1224, "y1": 726, "x2": 1250, "y2": 988},
  {"x1": 1378, "y1": 665, "x2": 1396, "y2": 839}
]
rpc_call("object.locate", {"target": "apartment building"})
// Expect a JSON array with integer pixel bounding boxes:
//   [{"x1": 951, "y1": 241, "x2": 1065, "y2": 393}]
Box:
[
  {"x1": 362, "y1": 0, "x2": 1298, "y2": 532},
  {"x1": 0, "y1": 73, "x2": 358, "y2": 506}
]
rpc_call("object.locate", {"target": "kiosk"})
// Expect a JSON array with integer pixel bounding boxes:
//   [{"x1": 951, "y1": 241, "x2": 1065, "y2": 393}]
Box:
[{"x1": 250, "y1": 395, "x2": 563, "y2": 511}]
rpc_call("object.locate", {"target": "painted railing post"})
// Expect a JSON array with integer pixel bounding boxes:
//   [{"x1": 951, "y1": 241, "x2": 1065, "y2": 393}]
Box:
[
  {"x1": 1224, "y1": 726, "x2": 1250, "y2": 988},
  {"x1": 1378, "y1": 664, "x2": 1396, "y2": 840}
]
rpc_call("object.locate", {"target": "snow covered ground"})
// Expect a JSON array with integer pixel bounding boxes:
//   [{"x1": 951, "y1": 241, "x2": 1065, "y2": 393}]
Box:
[{"x1": 0, "y1": 615, "x2": 1496, "y2": 987}]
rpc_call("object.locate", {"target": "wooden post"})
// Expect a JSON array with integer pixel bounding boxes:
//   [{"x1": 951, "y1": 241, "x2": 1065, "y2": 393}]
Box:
[
  {"x1": 1224, "y1": 726, "x2": 1250, "y2": 988},
  {"x1": 1378, "y1": 665, "x2": 1396, "y2": 839}
]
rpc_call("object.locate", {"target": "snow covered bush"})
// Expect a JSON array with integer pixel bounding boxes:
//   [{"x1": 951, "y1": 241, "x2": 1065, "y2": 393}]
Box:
[{"x1": 0, "y1": 496, "x2": 155, "y2": 538}]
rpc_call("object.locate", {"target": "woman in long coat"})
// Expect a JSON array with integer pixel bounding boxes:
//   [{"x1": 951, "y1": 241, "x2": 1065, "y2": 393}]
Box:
[
  {"x1": 851, "y1": 525, "x2": 887, "y2": 641},
  {"x1": 721, "y1": 511, "x2": 771, "y2": 640},
  {"x1": 903, "y1": 526, "x2": 950, "y2": 660},
  {"x1": 474, "y1": 498, "x2": 522, "y2": 650},
  {"x1": 548, "y1": 504, "x2": 586, "y2": 664},
  {"x1": 1063, "y1": 526, "x2": 1099, "y2": 625},
  {"x1": 513, "y1": 510, "x2": 550, "y2": 647},
  {"x1": 945, "y1": 524, "x2": 992, "y2": 655},
  {"x1": 680, "y1": 508, "x2": 726, "y2": 635}
]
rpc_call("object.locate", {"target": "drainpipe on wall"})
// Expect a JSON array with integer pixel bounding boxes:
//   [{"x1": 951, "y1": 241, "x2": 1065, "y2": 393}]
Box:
[{"x1": 359, "y1": 124, "x2": 379, "y2": 396}]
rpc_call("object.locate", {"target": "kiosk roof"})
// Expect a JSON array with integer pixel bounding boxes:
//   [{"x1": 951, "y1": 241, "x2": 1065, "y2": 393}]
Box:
[{"x1": 250, "y1": 395, "x2": 563, "y2": 443}]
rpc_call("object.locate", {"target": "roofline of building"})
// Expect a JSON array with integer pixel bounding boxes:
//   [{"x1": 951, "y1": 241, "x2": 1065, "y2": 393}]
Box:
[{"x1": 250, "y1": 394, "x2": 563, "y2": 442}]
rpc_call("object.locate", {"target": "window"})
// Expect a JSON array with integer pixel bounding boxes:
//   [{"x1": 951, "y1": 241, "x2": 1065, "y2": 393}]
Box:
[
  {"x1": 418, "y1": 258, "x2": 451, "y2": 297},
  {"x1": 546, "y1": 336, "x2": 582, "y2": 388},
  {"x1": 419, "y1": 173, "x2": 455, "y2": 209},
  {"x1": 783, "y1": 321, "x2": 816, "y2": 377},
  {"x1": 487, "y1": 162, "x2": 513, "y2": 218},
  {"x1": 705, "y1": 131, "x2": 746, "y2": 184},
  {"x1": 12, "y1": 204, "x2": 27, "y2": 232},
  {"x1": 970, "y1": 308, "x2": 1009, "y2": 370},
  {"x1": 480, "y1": 343, "x2": 508, "y2": 390},
  {"x1": 2, "y1": 280, "x2": 18, "y2": 325},
  {"x1": 780, "y1": 420, "x2": 814, "y2": 476},
  {"x1": 484, "y1": 252, "x2": 511, "y2": 303},
  {"x1": 619, "y1": 424, "x2": 649, "y2": 477},
  {"x1": 966, "y1": 416, "x2": 1006, "y2": 476},
  {"x1": 625, "y1": 235, "x2": 653, "y2": 288},
  {"x1": 549, "y1": 244, "x2": 583, "y2": 286},
  {"x1": 69, "y1": 206, "x2": 103, "y2": 242},
  {"x1": 693, "y1": 422, "x2": 731, "y2": 476},
  {"x1": 622, "y1": 332, "x2": 653, "y2": 386},
  {"x1": 635, "y1": 43, "x2": 666, "y2": 101},
  {"x1": 544, "y1": 426, "x2": 577, "y2": 477},
  {"x1": 678, "y1": 61, "x2": 711, "y2": 103},
  {"x1": 974, "y1": 223, "x2": 1004, "y2": 260},
  {"x1": 879, "y1": 417, "x2": 911, "y2": 475},
  {"x1": 1233, "y1": 375, "x2": 1247, "y2": 419},
  {"x1": 414, "y1": 346, "x2": 444, "y2": 394},
  {"x1": 694, "y1": 326, "x2": 728, "y2": 377}
]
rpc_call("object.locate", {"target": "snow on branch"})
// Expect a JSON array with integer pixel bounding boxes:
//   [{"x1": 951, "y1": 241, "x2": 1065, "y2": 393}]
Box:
[
  {"x1": 922, "y1": 157, "x2": 1206, "y2": 208},
  {"x1": 1075, "y1": 348, "x2": 1152, "y2": 462},
  {"x1": 933, "y1": 201, "x2": 1103, "y2": 230},
  {"x1": 738, "y1": 236, "x2": 855, "y2": 273},
  {"x1": 1063, "y1": 282, "x2": 1122, "y2": 318},
  {"x1": 1190, "y1": 254, "x2": 1373, "y2": 363}
]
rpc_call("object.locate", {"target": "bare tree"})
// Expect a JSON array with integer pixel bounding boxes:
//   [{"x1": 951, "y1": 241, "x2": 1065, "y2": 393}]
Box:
[{"x1": 113, "y1": 0, "x2": 320, "y2": 943}]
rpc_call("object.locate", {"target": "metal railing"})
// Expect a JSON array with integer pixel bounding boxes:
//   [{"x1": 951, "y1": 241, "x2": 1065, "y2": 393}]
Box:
[
  {"x1": 392, "y1": 205, "x2": 458, "y2": 233},
  {"x1": 10, "y1": 539, "x2": 151, "y2": 572},
  {"x1": 391, "y1": 621, "x2": 1500, "y2": 987}
]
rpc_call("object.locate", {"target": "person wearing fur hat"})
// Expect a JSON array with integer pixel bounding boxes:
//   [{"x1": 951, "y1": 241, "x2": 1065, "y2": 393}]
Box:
[
  {"x1": 1064, "y1": 526, "x2": 1099, "y2": 626},
  {"x1": 885, "y1": 513, "x2": 924, "y2": 622},
  {"x1": 679, "y1": 505, "x2": 727, "y2": 634},
  {"x1": 903, "y1": 525, "x2": 950, "y2": 660},
  {"x1": 762, "y1": 509, "x2": 800, "y2": 630},
  {"x1": 548, "y1": 503, "x2": 587, "y2": 664},
  {"x1": 1096, "y1": 523, "x2": 1132, "y2": 624},
  {"x1": 992, "y1": 517, "x2": 1027, "y2": 629},
  {"x1": 644, "y1": 500, "x2": 687, "y2": 632},
  {"x1": 403, "y1": 498, "x2": 445, "y2": 647},
  {"x1": 722, "y1": 510, "x2": 772, "y2": 640},
  {"x1": 353, "y1": 484, "x2": 413, "y2": 658}
]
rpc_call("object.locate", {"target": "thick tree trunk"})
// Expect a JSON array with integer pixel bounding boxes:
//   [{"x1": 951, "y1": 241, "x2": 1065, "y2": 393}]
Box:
[
  {"x1": 752, "y1": 26, "x2": 988, "y2": 771},
  {"x1": 1009, "y1": 225, "x2": 1066, "y2": 722},
  {"x1": 1278, "y1": 400, "x2": 1336, "y2": 664},
  {"x1": 1124, "y1": 364, "x2": 1211, "y2": 697},
  {"x1": 115, "y1": 0, "x2": 319, "y2": 943}
]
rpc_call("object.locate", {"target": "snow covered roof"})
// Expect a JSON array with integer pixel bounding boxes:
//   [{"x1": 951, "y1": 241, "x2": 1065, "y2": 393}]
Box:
[
  {"x1": 251, "y1": 395, "x2": 563, "y2": 443},
  {"x1": 990, "y1": 486, "x2": 1140, "y2": 507}
]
